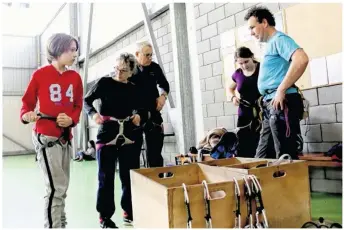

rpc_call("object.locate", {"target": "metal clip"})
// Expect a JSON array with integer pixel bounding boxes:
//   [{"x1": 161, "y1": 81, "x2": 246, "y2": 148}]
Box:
[
  {"x1": 202, "y1": 180, "x2": 212, "y2": 228},
  {"x1": 182, "y1": 183, "x2": 193, "y2": 229},
  {"x1": 248, "y1": 175, "x2": 268, "y2": 228},
  {"x1": 243, "y1": 176, "x2": 254, "y2": 229},
  {"x1": 233, "y1": 177, "x2": 241, "y2": 228}
]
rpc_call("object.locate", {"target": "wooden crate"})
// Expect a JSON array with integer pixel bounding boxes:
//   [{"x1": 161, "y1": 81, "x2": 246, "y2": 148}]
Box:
[
  {"x1": 221, "y1": 159, "x2": 311, "y2": 228},
  {"x1": 130, "y1": 163, "x2": 249, "y2": 228},
  {"x1": 200, "y1": 157, "x2": 265, "y2": 166}
]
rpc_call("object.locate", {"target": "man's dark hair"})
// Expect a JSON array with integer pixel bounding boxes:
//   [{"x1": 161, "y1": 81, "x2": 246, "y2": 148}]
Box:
[{"x1": 244, "y1": 6, "x2": 276, "y2": 26}]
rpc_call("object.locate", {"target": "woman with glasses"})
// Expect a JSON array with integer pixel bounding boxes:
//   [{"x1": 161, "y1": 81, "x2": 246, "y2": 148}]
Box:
[
  {"x1": 84, "y1": 53, "x2": 146, "y2": 228},
  {"x1": 228, "y1": 47, "x2": 262, "y2": 158}
]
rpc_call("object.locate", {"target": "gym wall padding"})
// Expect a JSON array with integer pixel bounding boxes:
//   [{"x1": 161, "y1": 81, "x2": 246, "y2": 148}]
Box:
[
  {"x1": 284, "y1": 3, "x2": 342, "y2": 89},
  {"x1": 285, "y1": 3, "x2": 342, "y2": 60}
]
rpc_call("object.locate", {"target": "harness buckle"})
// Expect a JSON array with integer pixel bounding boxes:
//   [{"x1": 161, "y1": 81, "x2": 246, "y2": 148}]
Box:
[{"x1": 47, "y1": 142, "x2": 55, "y2": 148}]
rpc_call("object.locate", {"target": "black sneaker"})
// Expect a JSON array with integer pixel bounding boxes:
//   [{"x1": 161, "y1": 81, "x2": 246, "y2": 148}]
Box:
[{"x1": 100, "y1": 217, "x2": 118, "y2": 228}]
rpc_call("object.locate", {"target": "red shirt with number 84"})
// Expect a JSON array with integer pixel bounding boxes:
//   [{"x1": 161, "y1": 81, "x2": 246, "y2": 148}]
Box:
[{"x1": 20, "y1": 65, "x2": 83, "y2": 140}]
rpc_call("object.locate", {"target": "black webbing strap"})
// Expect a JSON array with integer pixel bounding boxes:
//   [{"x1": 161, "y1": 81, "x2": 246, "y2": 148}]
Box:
[{"x1": 35, "y1": 113, "x2": 70, "y2": 161}]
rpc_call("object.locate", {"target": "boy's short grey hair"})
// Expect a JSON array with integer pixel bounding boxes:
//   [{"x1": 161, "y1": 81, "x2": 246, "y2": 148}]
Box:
[
  {"x1": 46, "y1": 33, "x2": 79, "y2": 64},
  {"x1": 136, "y1": 41, "x2": 152, "y2": 52},
  {"x1": 116, "y1": 52, "x2": 137, "y2": 75}
]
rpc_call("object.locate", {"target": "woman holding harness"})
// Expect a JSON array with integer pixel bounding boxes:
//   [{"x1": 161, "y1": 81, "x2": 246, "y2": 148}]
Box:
[
  {"x1": 84, "y1": 53, "x2": 146, "y2": 228},
  {"x1": 228, "y1": 47, "x2": 262, "y2": 158}
]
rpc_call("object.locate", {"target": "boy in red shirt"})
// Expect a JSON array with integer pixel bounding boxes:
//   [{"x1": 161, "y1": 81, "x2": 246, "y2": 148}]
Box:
[{"x1": 20, "y1": 33, "x2": 83, "y2": 228}]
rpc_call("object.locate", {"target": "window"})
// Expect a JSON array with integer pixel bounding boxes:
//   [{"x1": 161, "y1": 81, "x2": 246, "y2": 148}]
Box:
[{"x1": 19, "y1": 3, "x2": 30, "y2": 8}]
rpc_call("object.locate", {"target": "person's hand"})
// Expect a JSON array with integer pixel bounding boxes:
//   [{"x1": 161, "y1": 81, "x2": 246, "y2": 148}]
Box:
[
  {"x1": 57, "y1": 113, "x2": 73, "y2": 127},
  {"x1": 156, "y1": 95, "x2": 166, "y2": 111},
  {"x1": 272, "y1": 88, "x2": 286, "y2": 110},
  {"x1": 232, "y1": 96, "x2": 240, "y2": 106},
  {"x1": 22, "y1": 111, "x2": 40, "y2": 123},
  {"x1": 92, "y1": 113, "x2": 103, "y2": 125},
  {"x1": 131, "y1": 114, "x2": 141, "y2": 126}
]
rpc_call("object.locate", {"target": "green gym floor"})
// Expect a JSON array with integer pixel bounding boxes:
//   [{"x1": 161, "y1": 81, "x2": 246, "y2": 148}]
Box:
[{"x1": 2, "y1": 155, "x2": 342, "y2": 228}]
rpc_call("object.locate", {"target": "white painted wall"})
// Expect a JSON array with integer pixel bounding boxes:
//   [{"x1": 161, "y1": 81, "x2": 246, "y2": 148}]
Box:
[
  {"x1": 3, "y1": 96, "x2": 35, "y2": 153},
  {"x1": 186, "y1": 3, "x2": 205, "y2": 144},
  {"x1": 3, "y1": 136, "x2": 26, "y2": 152}
]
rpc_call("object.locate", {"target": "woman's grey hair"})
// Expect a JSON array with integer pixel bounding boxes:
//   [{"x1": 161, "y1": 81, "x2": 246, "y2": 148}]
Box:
[
  {"x1": 136, "y1": 41, "x2": 152, "y2": 52},
  {"x1": 116, "y1": 52, "x2": 137, "y2": 75},
  {"x1": 46, "y1": 33, "x2": 79, "y2": 64}
]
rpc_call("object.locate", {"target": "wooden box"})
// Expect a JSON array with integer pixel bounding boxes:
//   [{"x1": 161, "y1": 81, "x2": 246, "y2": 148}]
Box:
[
  {"x1": 222, "y1": 159, "x2": 311, "y2": 228},
  {"x1": 200, "y1": 157, "x2": 265, "y2": 166},
  {"x1": 130, "y1": 163, "x2": 248, "y2": 228}
]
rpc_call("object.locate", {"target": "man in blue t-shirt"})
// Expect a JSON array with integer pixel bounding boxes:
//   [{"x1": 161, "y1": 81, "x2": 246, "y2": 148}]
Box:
[{"x1": 244, "y1": 6, "x2": 309, "y2": 159}]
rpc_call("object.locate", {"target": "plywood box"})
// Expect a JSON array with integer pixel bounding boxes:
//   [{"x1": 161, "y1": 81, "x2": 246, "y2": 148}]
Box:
[
  {"x1": 222, "y1": 160, "x2": 311, "y2": 228},
  {"x1": 130, "y1": 163, "x2": 248, "y2": 228},
  {"x1": 200, "y1": 157, "x2": 265, "y2": 166},
  {"x1": 131, "y1": 158, "x2": 311, "y2": 228}
]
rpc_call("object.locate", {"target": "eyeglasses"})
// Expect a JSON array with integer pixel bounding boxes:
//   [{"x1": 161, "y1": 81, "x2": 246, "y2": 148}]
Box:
[
  {"x1": 142, "y1": 52, "x2": 153, "y2": 57},
  {"x1": 114, "y1": 66, "x2": 129, "y2": 73}
]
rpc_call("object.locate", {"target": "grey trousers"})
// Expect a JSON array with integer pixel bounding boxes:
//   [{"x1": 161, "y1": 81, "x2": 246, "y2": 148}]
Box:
[
  {"x1": 255, "y1": 93, "x2": 303, "y2": 160},
  {"x1": 32, "y1": 132, "x2": 72, "y2": 228}
]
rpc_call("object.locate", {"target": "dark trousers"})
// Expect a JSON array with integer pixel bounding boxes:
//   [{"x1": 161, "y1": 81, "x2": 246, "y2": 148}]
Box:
[
  {"x1": 96, "y1": 135, "x2": 143, "y2": 220},
  {"x1": 237, "y1": 116, "x2": 260, "y2": 158},
  {"x1": 144, "y1": 123, "x2": 164, "y2": 167},
  {"x1": 255, "y1": 93, "x2": 303, "y2": 160},
  {"x1": 79, "y1": 152, "x2": 95, "y2": 161},
  {"x1": 237, "y1": 116, "x2": 275, "y2": 158}
]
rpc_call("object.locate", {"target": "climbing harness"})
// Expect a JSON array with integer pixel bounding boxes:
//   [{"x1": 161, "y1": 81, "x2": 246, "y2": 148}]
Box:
[
  {"x1": 301, "y1": 217, "x2": 342, "y2": 228},
  {"x1": 35, "y1": 113, "x2": 70, "y2": 161},
  {"x1": 101, "y1": 116, "x2": 136, "y2": 147}
]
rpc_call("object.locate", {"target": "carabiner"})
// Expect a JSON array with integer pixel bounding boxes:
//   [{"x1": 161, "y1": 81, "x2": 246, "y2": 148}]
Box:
[
  {"x1": 233, "y1": 177, "x2": 241, "y2": 228},
  {"x1": 248, "y1": 175, "x2": 268, "y2": 228},
  {"x1": 202, "y1": 180, "x2": 212, "y2": 228},
  {"x1": 182, "y1": 183, "x2": 193, "y2": 228},
  {"x1": 243, "y1": 176, "x2": 254, "y2": 229}
]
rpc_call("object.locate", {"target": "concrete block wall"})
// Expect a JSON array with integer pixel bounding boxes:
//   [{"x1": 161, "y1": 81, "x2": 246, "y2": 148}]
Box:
[
  {"x1": 194, "y1": 2, "x2": 296, "y2": 135},
  {"x1": 85, "y1": 9, "x2": 179, "y2": 165},
  {"x1": 301, "y1": 84, "x2": 342, "y2": 153},
  {"x1": 302, "y1": 84, "x2": 342, "y2": 194},
  {"x1": 309, "y1": 167, "x2": 342, "y2": 194}
]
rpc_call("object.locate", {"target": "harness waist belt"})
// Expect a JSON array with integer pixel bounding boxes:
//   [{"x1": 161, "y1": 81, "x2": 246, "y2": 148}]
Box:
[{"x1": 37, "y1": 112, "x2": 70, "y2": 143}]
